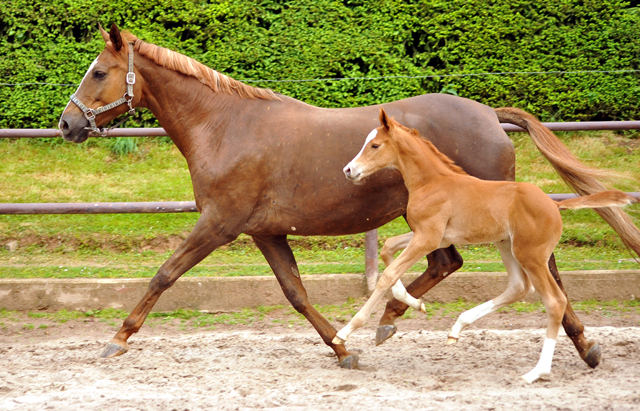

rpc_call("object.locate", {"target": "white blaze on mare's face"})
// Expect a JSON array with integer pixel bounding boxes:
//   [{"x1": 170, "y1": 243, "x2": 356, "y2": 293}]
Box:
[{"x1": 61, "y1": 57, "x2": 99, "y2": 116}]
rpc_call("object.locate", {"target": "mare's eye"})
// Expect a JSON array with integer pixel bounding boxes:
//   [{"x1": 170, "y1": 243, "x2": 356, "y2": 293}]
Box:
[
  {"x1": 93, "y1": 70, "x2": 107, "y2": 80},
  {"x1": 371, "y1": 143, "x2": 380, "y2": 149}
]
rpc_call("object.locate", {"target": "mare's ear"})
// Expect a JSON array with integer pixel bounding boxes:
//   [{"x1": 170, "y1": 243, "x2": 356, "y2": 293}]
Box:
[
  {"x1": 379, "y1": 108, "x2": 392, "y2": 131},
  {"x1": 108, "y1": 23, "x2": 124, "y2": 51},
  {"x1": 99, "y1": 24, "x2": 110, "y2": 43}
]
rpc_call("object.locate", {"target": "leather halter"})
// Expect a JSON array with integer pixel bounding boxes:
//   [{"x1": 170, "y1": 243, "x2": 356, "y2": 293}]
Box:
[{"x1": 69, "y1": 43, "x2": 136, "y2": 136}]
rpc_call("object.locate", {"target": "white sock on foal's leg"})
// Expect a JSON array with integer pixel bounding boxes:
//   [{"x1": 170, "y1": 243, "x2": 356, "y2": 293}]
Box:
[
  {"x1": 391, "y1": 280, "x2": 426, "y2": 313},
  {"x1": 521, "y1": 338, "x2": 557, "y2": 383},
  {"x1": 447, "y1": 300, "x2": 496, "y2": 344}
]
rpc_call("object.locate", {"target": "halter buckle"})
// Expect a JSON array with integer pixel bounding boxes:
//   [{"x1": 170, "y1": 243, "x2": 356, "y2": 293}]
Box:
[{"x1": 126, "y1": 72, "x2": 136, "y2": 85}]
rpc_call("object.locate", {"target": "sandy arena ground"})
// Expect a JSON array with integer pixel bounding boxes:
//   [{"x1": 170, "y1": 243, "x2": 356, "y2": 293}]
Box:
[{"x1": 1, "y1": 311, "x2": 639, "y2": 410}]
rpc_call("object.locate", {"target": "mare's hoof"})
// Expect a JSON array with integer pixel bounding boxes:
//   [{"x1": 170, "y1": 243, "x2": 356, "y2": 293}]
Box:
[
  {"x1": 446, "y1": 336, "x2": 458, "y2": 345},
  {"x1": 339, "y1": 354, "x2": 359, "y2": 370},
  {"x1": 583, "y1": 342, "x2": 602, "y2": 368},
  {"x1": 100, "y1": 342, "x2": 128, "y2": 358},
  {"x1": 375, "y1": 325, "x2": 397, "y2": 346}
]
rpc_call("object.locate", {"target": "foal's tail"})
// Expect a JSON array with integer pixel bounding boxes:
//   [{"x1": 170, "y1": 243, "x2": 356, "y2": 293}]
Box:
[
  {"x1": 556, "y1": 190, "x2": 638, "y2": 210},
  {"x1": 495, "y1": 107, "x2": 640, "y2": 257}
]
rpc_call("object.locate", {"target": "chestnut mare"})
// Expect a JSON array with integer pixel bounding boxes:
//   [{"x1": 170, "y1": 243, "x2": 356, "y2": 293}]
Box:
[
  {"x1": 59, "y1": 24, "x2": 639, "y2": 369},
  {"x1": 335, "y1": 109, "x2": 637, "y2": 382}
]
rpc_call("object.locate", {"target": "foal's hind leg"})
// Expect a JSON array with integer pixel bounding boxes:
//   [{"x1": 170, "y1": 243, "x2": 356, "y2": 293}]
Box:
[
  {"x1": 252, "y1": 235, "x2": 360, "y2": 369},
  {"x1": 548, "y1": 254, "x2": 601, "y2": 368},
  {"x1": 518, "y1": 258, "x2": 568, "y2": 383},
  {"x1": 376, "y1": 245, "x2": 463, "y2": 345},
  {"x1": 447, "y1": 240, "x2": 534, "y2": 344},
  {"x1": 101, "y1": 212, "x2": 240, "y2": 358}
]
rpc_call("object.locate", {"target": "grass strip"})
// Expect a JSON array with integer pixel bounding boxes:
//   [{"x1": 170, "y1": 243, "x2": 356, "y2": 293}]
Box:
[{"x1": 2, "y1": 299, "x2": 639, "y2": 331}]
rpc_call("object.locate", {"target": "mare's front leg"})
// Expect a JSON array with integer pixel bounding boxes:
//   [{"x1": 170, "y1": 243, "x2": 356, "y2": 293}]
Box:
[
  {"x1": 376, "y1": 245, "x2": 463, "y2": 345},
  {"x1": 101, "y1": 211, "x2": 239, "y2": 358},
  {"x1": 252, "y1": 235, "x2": 360, "y2": 369},
  {"x1": 333, "y1": 234, "x2": 436, "y2": 344},
  {"x1": 548, "y1": 254, "x2": 601, "y2": 368}
]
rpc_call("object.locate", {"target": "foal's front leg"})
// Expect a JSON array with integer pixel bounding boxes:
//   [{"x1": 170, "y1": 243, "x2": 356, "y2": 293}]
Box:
[{"x1": 333, "y1": 235, "x2": 437, "y2": 344}]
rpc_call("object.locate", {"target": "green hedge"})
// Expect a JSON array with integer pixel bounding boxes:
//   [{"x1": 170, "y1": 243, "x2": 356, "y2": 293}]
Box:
[{"x1": 1, "y1": 0, "x2": 638, "y2": 129}]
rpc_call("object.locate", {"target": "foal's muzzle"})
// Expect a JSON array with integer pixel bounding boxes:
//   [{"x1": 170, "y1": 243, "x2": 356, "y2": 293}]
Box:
[{"x1": 343, "y1": 163, "x2": 363, "y2": 182}]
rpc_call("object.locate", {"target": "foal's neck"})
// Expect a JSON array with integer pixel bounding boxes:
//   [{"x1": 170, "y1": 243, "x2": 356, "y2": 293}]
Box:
[{"x1": 393, "y1": 130, "x2": 465, "y2": 191}]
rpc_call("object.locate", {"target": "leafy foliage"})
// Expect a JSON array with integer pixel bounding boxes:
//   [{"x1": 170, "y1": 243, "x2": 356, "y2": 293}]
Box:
[{"x1": 1, "y1": 0, "x2": 639, "y2": 129}]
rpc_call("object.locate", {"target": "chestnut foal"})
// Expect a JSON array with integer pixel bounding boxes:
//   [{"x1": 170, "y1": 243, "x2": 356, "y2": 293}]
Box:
[{"x1": 334, "y1": 108, "x2": 636, "y2": 383}]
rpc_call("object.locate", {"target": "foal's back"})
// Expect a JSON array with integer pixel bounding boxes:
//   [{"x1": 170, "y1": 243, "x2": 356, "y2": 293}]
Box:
[{"x1": 412, "y1": 173, "x2": 563, "y2": 249}]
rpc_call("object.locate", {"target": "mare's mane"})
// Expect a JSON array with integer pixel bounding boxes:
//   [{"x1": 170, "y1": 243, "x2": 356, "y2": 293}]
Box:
[
  {"x1": 121, "y1": 32, "x2": 279, "y2": 101},
  {"x1": 393, "y1": 122, "x2": 468, "y2": 176}
]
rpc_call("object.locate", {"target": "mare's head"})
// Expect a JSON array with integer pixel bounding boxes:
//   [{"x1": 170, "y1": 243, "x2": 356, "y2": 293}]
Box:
[
  {"x1": 343, "y1": 108, "x2": 404, "y2": 183},
  {"x1": 59, "y1": 24, "x2": 141, "y2": 143}
]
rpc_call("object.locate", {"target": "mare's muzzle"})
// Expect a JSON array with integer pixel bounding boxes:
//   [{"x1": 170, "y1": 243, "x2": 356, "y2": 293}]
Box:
[{"x1": 59, "y1": 112, "x2": 91, "y2": 143}]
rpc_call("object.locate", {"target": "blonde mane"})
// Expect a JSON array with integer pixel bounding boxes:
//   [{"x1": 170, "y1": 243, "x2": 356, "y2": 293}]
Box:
[
  {"x1": 421, "y1": 138, "x2": 468, "y2": 176},
  {"x1": 122, "y1": 32, "x2": 279, "y2": 101}
]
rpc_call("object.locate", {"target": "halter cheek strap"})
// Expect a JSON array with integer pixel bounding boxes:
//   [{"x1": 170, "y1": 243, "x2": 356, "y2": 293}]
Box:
[{"x1": 69, "y1": 43, "x2": 136, "y2": 136}]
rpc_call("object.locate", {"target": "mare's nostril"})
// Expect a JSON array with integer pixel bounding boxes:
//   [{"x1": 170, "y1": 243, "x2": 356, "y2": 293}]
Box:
[{"x1": 59, "y1": 119, "x2": 69, "y2": 132}]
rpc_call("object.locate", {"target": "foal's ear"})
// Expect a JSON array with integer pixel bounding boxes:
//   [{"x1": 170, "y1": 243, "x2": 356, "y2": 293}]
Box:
[
  {"x1": 108, "y1": 23, "x2": 124, "y2": 51},
  {"x1": 379, "y1": 108, "x2": 392, "y2": 131}
]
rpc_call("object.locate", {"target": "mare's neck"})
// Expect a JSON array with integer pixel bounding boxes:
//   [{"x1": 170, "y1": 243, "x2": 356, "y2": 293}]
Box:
[
  {"x1": 393, "y1": 131, "x2": 459, "y2": 192},
  {"x1": 136, "y1": 55, "x2": 245, "y2": 157}
]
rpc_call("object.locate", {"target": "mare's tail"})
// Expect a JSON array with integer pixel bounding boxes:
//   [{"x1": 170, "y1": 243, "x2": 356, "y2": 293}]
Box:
[
  {"x1": 556, "y1": 190, "x2": 637, "y2": 210},
  {"x1": 494, "y1": 107, "x2": 640, "y2": 257}
]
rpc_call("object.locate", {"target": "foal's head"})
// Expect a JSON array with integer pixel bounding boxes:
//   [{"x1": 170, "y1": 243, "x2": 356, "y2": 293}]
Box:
[
  {"x1": 59, "y1": 24, "x2": 140, "y2": 143},
  {"x1": 343, "y1": 108, "x2": 406, "y2": 182}
]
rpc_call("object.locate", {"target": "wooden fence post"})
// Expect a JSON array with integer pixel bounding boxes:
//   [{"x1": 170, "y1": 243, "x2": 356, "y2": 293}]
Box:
[{"x1": 365, "y1": 229, "x2": 378, "y2": 293}]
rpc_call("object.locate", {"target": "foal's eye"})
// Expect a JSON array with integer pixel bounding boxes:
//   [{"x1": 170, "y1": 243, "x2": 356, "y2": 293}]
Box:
[
  {"x1": 371, "y1": 143, "x2": 380, "y2": 149},
  {"x1": 93, "y1": 70, "x2": 107, "y2": 80}
]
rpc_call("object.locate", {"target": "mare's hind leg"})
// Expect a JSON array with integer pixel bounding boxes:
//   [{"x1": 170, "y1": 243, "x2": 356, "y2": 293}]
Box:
[
  {"x1": 548, "y1": 254, "x2": 601, "y2": 368},
  {"x1": 447, "y1": 240, "x2": 534, "y2": 344},
  {"x1": 101, "y1": 212, "x2": 240, "y2": 358},
  {"x1": 376, "y1": 245, "x2": 463, "y2": 345},
  {"x1": 252, "y1": 235, "x2": 360, "y2": 369}
]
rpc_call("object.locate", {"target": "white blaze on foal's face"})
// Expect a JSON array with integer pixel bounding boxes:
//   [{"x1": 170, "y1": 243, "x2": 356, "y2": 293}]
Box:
[{"x1": 343, "y1": 128, "x2": 382, "y2": 181}]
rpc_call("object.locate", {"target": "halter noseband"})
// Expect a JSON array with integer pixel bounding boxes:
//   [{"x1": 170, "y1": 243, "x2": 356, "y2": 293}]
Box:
[{"x1": 69, "y1": 43, "x2": 136, "y2": 136}]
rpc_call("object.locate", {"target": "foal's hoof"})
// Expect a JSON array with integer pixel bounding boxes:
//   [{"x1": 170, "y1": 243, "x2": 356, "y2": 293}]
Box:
[
  {"x1": 375, "y1": 325, "x2": 397, "y2": 346},
  {"x1": 446, "y1": 336, "x2": 458, "y2": 345},
  {"x1": 583, "y1": 342, "x2": 602, "y2": 369},
  {"x1": 339, "y1": 354, "x2": 359, "y2": 370},
  {"x1": 100, "y1": 342, "x2": 128, "y2": 358}
]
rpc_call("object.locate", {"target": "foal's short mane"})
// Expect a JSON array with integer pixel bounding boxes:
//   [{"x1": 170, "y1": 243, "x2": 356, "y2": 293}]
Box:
[
  {"x1": 121, "y1": 32, "x2": 279, "y2": 101},
  {"x1": 395, "y1": 123, "x2": 468, "y2": 176}
]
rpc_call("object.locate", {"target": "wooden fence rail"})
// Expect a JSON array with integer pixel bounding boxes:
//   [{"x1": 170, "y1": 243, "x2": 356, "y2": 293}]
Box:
[{"x1": 2, "y1": 121, "x2": 640, "y2": 290}]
